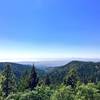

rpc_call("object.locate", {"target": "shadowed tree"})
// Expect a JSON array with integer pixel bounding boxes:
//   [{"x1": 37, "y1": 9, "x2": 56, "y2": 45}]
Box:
[
  {"x1": 28, "y1": 64, "x2": 38, "y2": 90},
  {"x1": 65, "y1": 68, "x2": 78, "y2": 88},
  {"x1": 45, "y1": 74, "x2": 51, "y2": 86}
]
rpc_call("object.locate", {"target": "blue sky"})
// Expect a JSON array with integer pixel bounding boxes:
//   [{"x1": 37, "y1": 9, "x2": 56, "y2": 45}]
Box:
[{"x1": 0, "y1": 0, "x2": 100, "y2": 61}]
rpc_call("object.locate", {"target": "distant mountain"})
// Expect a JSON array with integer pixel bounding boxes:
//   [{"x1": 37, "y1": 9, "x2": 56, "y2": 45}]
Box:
[
  {"x1": 48, "y1": 61, "x2": 100, "y2": 84},
  {"x1": 0, "y1": 61, "x2": 100, "y2": 85},
  {"x1": 34, "y1": 60, "x2": 70, "y2": 67},
  {"x1": 0, "y1": 62, "x2": 46, "y2": 78},
  {"x1": 18, "y1": 60, "x2": 71, "y2": 67},
  {"x1": 18, "y1": 58, "x2": 100, "y2": 67},
  {"x1": 17, "y1": 60, "x2": 70, "y2": 73}
]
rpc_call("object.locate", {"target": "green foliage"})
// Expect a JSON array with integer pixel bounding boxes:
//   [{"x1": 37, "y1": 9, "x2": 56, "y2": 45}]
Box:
[
  {"x1": 75, "y1": 83, "x2": 100, "y2": 100},
  {"x1": 51, "y1": 84, "x2": 74, "y2": 100},
  {"x1": 0, "y1": 61, "x2": 100, "y2": 100},
  {"x1": 5, "y1": 92, "x2": 22, "y2": 100},
  {"x1": 97, "y1": 81, "x2": 100, "y2": 90},
  {"x1": 44, "y1": 74, "x2": 51, "y2": 86},
  {"x1": 18, "y1": 70, "x2": 29, "y2": 92},
  {"x1": 65, "y1": 68, "x2": 78, "y2": 88},
  {"x1": 0, "y1": 74, "x2": 5, "y2": 100},
  {"x1": 2, "y1": 64, "x2": 17, "y2": 97},
  {"x1": 49, "y1": 61, "x2": 100, "y2": 85},
  {"x1": 6, "y1": 85, "x2": 53, "y2": 100},
  {"x1": 28, "y1": 64, "x2": 38, "y2": 90}
]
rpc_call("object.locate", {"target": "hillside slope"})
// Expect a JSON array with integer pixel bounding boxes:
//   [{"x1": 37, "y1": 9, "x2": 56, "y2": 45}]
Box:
[
  {"x1": 0, "y1": 61, "x2": 100, "y2": 85},
  {"x1": 48, "y1": 61, "x2": 100, "y2": 84},
  {"x1": 0, "y1": 62, "x2": 46, "y2": 78}
]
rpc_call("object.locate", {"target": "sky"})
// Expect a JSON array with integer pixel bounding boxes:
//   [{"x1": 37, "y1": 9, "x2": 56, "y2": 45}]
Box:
[{"x1": 0, "y1": 0, "x2": 100, "y2": 61}]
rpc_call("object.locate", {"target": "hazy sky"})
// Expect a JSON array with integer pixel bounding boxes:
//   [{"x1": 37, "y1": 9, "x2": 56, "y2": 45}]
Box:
[{"x1": 0, "y1": 0, "x2": 100, "y2": 61}]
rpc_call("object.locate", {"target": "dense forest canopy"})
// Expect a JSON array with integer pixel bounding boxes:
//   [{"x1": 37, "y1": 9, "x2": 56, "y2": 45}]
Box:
[{"x1": 0, "y1": 61, "x2": 100, "y2": 100}]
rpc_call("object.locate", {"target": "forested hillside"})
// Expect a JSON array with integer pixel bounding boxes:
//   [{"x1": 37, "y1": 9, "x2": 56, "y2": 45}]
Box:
[
  {"x1": 0, "y1": 61, "x2": 100, "y2": 100},
  {"x1": 48, "y1": 61, "x2": 100, "y2": 85},
  {"x1": 0, "y1": 62, "x2": 46, "y2": 79}
]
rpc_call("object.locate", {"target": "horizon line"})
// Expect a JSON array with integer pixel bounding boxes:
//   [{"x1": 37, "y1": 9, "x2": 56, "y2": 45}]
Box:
[{"x1": 0, "y1": 57, "x2": 100, "y2": 62}]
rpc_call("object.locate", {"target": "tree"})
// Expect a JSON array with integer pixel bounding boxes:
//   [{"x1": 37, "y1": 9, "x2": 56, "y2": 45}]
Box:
[
  {"x1": 18, "y1": 70, "x2": 29, "y2": 92},
  {"x1": 75, "y1": 83, "x2": 100, "y2": 100},
  {"x1": 0, "y1": 74, "x2": 5, "y2": 100},
  {"x1": 45, "y1": 74, "x2": 51, "y2": 86},
  {"x1": 2, "y1": 64, "x2": 16, "y2": 97},
  {"x1": 51, "y1": 84, "x2": 74, "y2": 100},
  {"x1": 65, "y1": 68, "x2": 78, "y2": 88},
  {"x1": 6, "y1": 85, "x2": 53, "y2": 100},
  {"x1": 28, "y1": 64, "x2": 38, "y2": 90}
]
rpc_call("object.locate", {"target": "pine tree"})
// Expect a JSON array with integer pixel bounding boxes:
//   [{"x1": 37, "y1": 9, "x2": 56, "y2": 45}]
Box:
[
  {"x1": 18, "y1": 70, "x2": 29, "y2": 92},
  {"x1": 28, "y1": 64, "x2": 38, "y2": 90},
  {"x1": 45, "y1": 74, "x2": 51, "y2": 86},
  {"x1": 65, "y1": 68, "x2": 78, "y2": 88},
  {"x1": 0, "y1": 74, "x2": 5, "y2": 99},
  {"x1": 2, "y1": 64, "x2": 16, "y2": 97}
]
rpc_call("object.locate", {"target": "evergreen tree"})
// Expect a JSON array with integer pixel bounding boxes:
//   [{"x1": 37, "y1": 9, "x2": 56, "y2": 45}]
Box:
[
  {"x1": 2, "y1": 64, "x2": 16, "y2": 97},
  {"x1": 18, "y1": 70, "x2": 29, "y2": 92},
  {"x1": 65, "y1": 68, "x2": 78, "y2": 88},
  {"x1": 28, "y1": 64, "x2": 38, "y2": 90},
  {"x1": 0, "y1": 74, "x2": 5, "y2": 99},
  {"x1": 45, "y1": 74, "x2": 51, "y2": 86}
]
